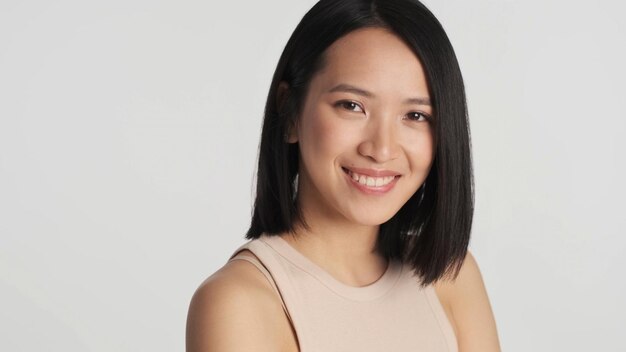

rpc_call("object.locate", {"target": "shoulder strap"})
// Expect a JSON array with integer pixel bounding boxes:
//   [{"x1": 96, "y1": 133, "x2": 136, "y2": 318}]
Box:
[
  {"x1": 228, "y1": 244, "x2": 293, "y2": 323},
  {"x1": 227, "y1": 239, "x2": 306, "y2": 349},
  {"x1": 229, "y1": 252, "x2": 283, "y2": 302}
]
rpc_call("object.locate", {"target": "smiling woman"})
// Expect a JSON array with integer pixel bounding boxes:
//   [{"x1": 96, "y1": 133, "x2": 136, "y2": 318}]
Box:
[
  {"x1": 186, "y1": 0, "x2": 500, "y2": 351},
  {"x1": 284, "y1": 27, "x2": 436, "y2": 228}
]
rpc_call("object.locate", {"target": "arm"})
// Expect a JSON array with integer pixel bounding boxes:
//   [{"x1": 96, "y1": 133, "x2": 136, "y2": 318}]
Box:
[
  {"x1": 186, "y1": 264, "x2": 283, "y2": 352},
  {"x1": 436, "y1": 251, "x2": 501, "y2": 352}
]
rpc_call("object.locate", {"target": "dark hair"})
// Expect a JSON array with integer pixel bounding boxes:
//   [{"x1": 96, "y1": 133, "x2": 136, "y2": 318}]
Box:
[{"x1": 245, "y1": 0, "x2": 473, "y2": 286}]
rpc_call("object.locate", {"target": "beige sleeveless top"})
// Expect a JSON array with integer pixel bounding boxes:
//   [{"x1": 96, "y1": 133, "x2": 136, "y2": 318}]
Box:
[{"x1": 228, "y1": 234, "x2": 458, "y2": 352}]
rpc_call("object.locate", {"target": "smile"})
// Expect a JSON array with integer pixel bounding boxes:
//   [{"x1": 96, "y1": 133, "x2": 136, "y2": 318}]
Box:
[{"x1": 342, "y1": 167, "x2": 400, "y2": 194}]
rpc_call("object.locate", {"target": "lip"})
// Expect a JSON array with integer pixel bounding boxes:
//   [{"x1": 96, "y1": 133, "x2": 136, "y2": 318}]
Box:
[
  {"x1": 342, "y1": 166, "x2": 401, "y2": 177},
  {"x1": 342, "y1": 167, "x2": 400, "y2": 195}
]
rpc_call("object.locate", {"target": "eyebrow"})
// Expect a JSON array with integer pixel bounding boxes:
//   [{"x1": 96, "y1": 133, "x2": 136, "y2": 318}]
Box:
[{"x1": 327, "y1": 83, "x2": 431, "y2": 106}]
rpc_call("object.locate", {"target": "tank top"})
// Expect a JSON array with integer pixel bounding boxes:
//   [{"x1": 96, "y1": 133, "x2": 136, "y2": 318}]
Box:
[{"x1": 227, "y1": 233, "x2": 458, "y2": 352}]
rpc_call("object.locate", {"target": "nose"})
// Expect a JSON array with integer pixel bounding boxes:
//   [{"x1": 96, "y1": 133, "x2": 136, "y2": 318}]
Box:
[{"x1": 357, "y1": 116, "x2": 401, "y2": 163}]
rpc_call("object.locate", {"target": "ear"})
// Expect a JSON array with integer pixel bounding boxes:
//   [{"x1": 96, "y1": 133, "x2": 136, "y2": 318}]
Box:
[
  {"x1": 286, "y1": 125, "x2": 298, "y2": 143},
  {"x1": 277, "y1": 81, "x2": 299, "y2": 143},
  {"x1": 276, "y1": 81, "x2": 289, "y2": 112}
]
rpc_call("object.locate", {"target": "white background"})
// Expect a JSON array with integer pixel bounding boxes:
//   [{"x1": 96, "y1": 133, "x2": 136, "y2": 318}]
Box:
[{"x1": 1, "y1": 0, "x2": 624, "y2": 351}]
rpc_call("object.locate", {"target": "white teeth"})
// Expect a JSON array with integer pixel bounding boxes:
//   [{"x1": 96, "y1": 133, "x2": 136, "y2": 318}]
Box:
[{"x1": 347, "y1": 170, "x2": 396, "y2": 187}]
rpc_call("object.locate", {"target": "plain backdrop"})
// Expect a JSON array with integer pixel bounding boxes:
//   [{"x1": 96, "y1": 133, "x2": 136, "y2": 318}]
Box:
[{"x1": 1, "y1": 0, "x2": 624, "y2": 351}]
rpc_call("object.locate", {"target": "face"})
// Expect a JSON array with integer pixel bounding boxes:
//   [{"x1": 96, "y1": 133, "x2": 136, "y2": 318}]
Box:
[{"x1": 287, "y1": 27, "x2": 435, "y2": 227}]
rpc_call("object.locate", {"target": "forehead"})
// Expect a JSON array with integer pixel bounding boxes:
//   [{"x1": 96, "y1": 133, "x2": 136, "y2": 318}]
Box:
[{"x1": 311, "y1": 27, "x2": 429, "y2": 95}]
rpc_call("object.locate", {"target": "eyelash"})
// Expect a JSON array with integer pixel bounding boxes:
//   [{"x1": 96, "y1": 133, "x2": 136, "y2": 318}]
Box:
[
  {"x1": 406, "y1": 111, "x2": 430, "y2": 122},
  {"x1": 336, "y1": 101, "x2": 363, "y2": 113},
  {"x1": 335, "y1": 100, "x2": 431, "y2": 122}
]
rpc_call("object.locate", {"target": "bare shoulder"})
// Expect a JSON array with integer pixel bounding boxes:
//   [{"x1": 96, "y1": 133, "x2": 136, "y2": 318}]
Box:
[
  {"x1": 434, "y1": 250, "x2": 501, "y2": 352},
  {"x1": 185, "y1": 252, "x2": 285, "y2": 352}
]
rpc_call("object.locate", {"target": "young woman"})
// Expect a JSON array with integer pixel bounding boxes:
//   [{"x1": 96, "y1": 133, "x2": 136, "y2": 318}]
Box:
[{"x1": 187, "y1": 0, "x2": 500, "y2": 351}]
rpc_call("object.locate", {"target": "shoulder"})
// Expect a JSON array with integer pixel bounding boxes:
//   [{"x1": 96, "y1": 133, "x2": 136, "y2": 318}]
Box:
[
  {"x1": 185, "y1": 252, "x2": 284, "y2": 352},
  {"x1": 434, "y1": 250, "x2": 501, "y2": 352}
]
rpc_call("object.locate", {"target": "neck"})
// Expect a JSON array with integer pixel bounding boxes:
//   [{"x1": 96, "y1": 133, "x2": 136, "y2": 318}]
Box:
[{"x1": 281, "y1": 209, "x2": 388, "y2": 287}]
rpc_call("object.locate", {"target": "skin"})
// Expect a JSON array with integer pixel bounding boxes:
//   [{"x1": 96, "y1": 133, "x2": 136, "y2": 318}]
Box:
[
  {"x1": 280, "y1": 26, "x2": 435, "y2": 286},
  {"x1": 186, "y1": 27, "x2": 501, "y2": 352}
]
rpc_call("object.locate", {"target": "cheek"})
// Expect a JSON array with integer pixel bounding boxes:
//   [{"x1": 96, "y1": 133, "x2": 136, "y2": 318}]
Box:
[
  {"x1": 405, "y1": 129, "x2": 435, "y2": 168},
  {"x1": 299, "y1": 108, "x2": 353, "y2": 156}
]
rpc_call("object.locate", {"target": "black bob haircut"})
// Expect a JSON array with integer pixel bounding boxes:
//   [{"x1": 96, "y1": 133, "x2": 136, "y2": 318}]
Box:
[{"x1": 245, "y1": 0, "x2": 473, "y2": 286}]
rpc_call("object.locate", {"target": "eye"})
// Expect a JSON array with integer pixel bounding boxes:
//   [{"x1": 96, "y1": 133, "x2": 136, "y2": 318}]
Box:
[
  {"x1": 405, "y1": 111, "x2": 430, "y2": 122},
  {"x1": 335, "y1": 100, "x2": 364, "y2": 113}
]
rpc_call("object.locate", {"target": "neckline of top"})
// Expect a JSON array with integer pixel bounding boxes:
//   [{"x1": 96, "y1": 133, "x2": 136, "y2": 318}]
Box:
[{"x1": 258, "y1": 233, "x2": 402, "y2": 301}]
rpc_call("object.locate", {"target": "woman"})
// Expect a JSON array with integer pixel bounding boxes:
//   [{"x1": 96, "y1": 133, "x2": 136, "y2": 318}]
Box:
[{"x1": 187, "y1": 0, "x2": 500, "y2": 351}]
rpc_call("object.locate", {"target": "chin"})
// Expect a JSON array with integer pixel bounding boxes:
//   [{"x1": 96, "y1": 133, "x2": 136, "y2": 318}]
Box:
[{"x1": 348, "y1": 211, "x2": 397, "y2": 227}]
